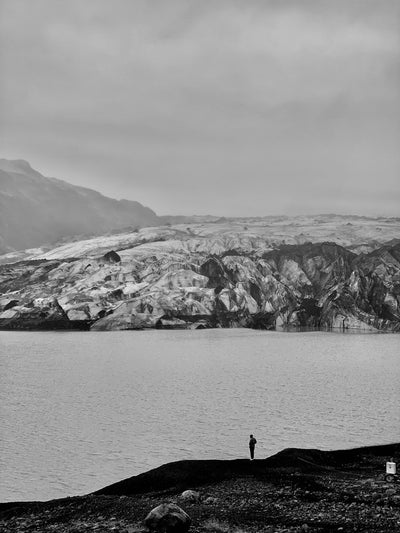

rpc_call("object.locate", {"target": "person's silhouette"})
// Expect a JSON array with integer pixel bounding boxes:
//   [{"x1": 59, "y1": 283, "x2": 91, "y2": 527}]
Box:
[{"x1": 249, "y1": 434, "x2": 257, "y2": 460}]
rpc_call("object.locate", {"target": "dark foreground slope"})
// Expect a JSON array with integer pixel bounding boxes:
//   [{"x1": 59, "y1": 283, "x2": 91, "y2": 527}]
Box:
[
  {"x1": 95, "y1": 443, "x2": 400, "y2": 496},
  {"x1": 1, "y1": 444, "x2": 400, "y2": 533}
]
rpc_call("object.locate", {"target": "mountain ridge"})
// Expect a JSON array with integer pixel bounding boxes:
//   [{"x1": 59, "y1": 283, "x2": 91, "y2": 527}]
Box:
[{"x1": 0, "y1": 159, "x2": 159, "y2": 253}]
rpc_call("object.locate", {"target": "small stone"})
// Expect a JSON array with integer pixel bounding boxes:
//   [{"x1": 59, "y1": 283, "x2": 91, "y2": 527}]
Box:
[
  {"x1": 204, "y1": 497, "x2": 218, "y2": 505},
  {"x1": 179, "y1": 490, "x2": 200, "y2": 503}
]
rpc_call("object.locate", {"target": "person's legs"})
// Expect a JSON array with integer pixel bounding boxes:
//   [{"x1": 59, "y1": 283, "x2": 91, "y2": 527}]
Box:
[{"x1": 250, "y1": 446, "x2": 254, "y2": 460}]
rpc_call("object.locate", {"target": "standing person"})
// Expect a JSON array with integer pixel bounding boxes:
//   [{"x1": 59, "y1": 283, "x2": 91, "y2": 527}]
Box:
[{"x1": 249, "y1": 434, "x2": 257, "y2": 460}]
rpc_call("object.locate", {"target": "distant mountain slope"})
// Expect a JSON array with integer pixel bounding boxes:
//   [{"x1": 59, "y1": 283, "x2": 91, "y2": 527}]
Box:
[{"x1": 0, "y1": 159, "x2": 158, "y2": 252}]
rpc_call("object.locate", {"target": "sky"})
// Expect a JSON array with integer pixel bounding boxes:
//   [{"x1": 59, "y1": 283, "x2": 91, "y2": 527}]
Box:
[{"x1": 0, "y1": 0, "x2": 399, "y2": 217}]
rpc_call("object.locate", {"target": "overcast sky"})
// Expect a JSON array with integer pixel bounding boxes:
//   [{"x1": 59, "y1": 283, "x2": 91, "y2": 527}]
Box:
[{"x1": 1, "y1": 0, "x2": 399, "y2": 216}]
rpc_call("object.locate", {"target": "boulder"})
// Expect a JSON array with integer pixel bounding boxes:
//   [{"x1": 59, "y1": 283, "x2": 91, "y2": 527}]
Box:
[
  {"x1": 144, "y1": 503, "x2": 191, "y2": 533},
  {"x1": 103, "y1": 250, "x2": 121, "y2": 263}
]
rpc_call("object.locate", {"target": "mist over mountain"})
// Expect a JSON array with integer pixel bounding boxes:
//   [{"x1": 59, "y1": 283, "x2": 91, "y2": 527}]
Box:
[{"x1": 0, "y1": 159, "x2": 159, "y2": 253}]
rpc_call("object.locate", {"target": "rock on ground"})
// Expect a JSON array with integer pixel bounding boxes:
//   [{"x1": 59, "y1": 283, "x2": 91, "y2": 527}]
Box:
[{"x1": 144, "y1": 503, "x2": 191, "y2": 533}]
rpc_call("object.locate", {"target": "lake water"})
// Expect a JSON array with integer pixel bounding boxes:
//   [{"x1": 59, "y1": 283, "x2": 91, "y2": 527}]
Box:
[{"x1": 0, "y1": 329, "x2": 399, "y2": 502}]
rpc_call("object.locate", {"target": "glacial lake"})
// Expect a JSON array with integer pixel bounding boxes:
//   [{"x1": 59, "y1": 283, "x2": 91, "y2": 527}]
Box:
[{"x1": 0, "y1": 329, "x2": 399, "y2": 502}]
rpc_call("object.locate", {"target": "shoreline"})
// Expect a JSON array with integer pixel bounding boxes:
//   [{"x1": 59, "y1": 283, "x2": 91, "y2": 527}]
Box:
[
  {"x1": 1, "y1": 443, "x2": 399, "y2": 532},
  {"x1": 0, "y1": 322, "x2": 398, "y2": 332}
]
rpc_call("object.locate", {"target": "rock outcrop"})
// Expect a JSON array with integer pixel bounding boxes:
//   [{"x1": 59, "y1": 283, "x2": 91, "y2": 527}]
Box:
[{"x1": 0, "y1": 220, "x2": 399, "y2": 331}]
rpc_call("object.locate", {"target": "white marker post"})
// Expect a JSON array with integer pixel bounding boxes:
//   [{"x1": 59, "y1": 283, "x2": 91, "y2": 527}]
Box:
[{"x1": 386, "y1": 461, "x2": 396, "y2": 475}]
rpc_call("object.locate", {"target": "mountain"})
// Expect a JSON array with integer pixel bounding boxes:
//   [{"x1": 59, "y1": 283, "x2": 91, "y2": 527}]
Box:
[
  {"x1": 0, "y1": 159, "x2": 158, "y2": 253},
  {"x1": 0, "y1": 217, "x2": 399, "y2": 331}
]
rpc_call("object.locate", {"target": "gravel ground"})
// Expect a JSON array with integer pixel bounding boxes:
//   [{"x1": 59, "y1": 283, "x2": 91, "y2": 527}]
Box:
[{"x1": 1, "y1": 468, "x2": 400, "y2": 533}]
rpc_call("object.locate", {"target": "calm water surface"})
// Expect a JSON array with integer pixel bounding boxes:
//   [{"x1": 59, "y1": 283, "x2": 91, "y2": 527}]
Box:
[{"x1": 0, "y1": 329, "x2": 399, "y2": 501}]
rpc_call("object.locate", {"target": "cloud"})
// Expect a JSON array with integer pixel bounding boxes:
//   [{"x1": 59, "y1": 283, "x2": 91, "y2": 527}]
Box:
[{"x1": 0, "y1": 0, "x2": 399, "y2": 216}]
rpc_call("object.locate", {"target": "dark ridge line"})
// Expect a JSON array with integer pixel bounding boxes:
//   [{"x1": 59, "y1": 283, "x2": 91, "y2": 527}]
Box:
[
  {"x1": 94, "y1": 442, "x2": 400, "y2": 496},
  {"x1": 1, "y1": 442, "x2": 398, "y2": 513}
]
